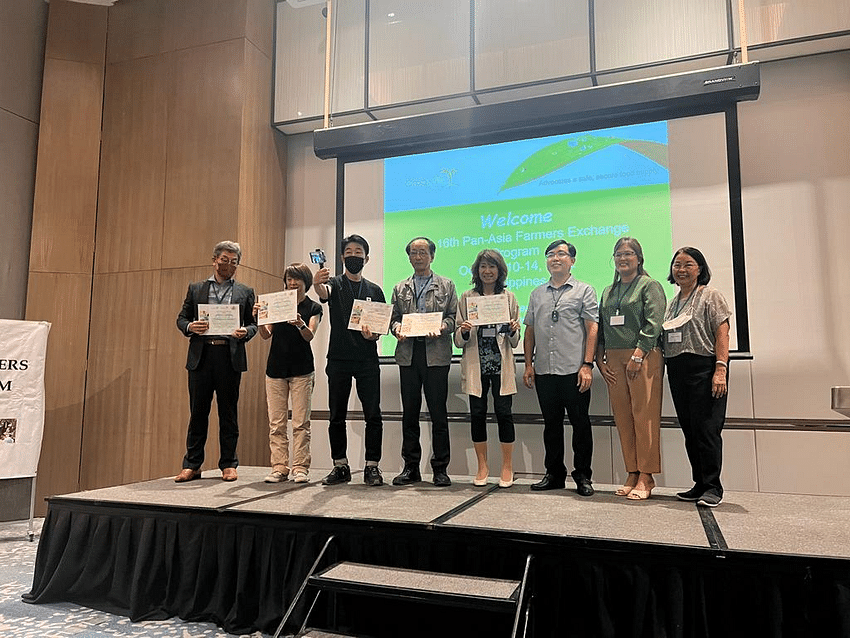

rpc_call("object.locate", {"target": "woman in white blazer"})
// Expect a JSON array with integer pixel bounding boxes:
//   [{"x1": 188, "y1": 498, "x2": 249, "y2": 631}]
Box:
[{"x1": 455, "y1": 249, "x2": 521, "y2": 488}]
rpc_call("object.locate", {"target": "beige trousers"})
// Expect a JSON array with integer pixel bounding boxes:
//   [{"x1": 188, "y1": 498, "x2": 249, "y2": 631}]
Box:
[
  {"x1": 266, "y1": 372, "x2": 314, "y2": 474},
  {"x1": 605, "y1": 348, "x2": 663, "y2": 474}
]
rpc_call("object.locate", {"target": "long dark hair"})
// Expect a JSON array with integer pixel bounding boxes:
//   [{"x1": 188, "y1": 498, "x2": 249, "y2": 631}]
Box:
[
  {"x1": 610, "y1": 237, "x2": 648, "y2": 286},
  {"x1": 470, "y1": 249, "x2": 508, "y2": 295}
]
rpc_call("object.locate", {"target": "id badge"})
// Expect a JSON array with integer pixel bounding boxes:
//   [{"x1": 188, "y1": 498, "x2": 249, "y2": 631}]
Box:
[
  {"x1": 610, "y1": 315, "x2": 625, "y2": 326},
  {"x1": 667, "y1": 331, "x2": 683, "y2": 343},
  {"x1": 482, "y1": 327, "x2": 497, "y2": 338}
]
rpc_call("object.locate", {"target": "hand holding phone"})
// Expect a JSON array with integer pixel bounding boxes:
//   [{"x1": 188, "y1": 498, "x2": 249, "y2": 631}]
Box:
[{"x1": 309, "y1": 248, "x2": 326, "y2": 268}]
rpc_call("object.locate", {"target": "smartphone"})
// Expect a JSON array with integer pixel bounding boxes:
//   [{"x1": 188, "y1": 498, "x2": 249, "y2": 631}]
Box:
[{"x1": 309, "y1": 249, "x2": 326, "y2": 267}]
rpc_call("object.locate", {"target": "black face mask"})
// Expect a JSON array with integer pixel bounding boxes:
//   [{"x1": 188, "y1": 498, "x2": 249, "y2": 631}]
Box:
[{"x1": 344, "y1": 256, "x2": 365, "y2": 274}]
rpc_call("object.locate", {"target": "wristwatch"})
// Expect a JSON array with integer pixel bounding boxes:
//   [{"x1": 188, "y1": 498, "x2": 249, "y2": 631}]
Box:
[
  {"x1": 299, "y1": 323, "x2": 309, "y2": 331},
  {"x1": 582, "y1": 360, "x2": 594, "y2": 369}
]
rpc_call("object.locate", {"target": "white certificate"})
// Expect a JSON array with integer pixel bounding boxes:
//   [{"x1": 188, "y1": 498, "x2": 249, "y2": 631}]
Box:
[
  {"x1": 198, "y1": 304, "x2": 240, "y2": 336},
  {"x1": 257, "y1": 289, "x2": 297, "y2": 325},
  {"x1": 348, "y1": 299, "x2": 392, "y2": 335},
  {"x1": 466, "y1": 294, "x2": 510, "y2": 326},
  {"x1": 399, "y1": 312, "x2": 443, "y2": 337}
]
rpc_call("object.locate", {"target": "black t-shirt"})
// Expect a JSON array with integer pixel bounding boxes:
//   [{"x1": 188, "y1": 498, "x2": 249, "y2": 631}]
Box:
[
  {"x1": 324, "y1": 274, "x2": 385, "y2": 363},
  {"x1": 265, "y1": 297, "x2": 323, "y2": 379}
]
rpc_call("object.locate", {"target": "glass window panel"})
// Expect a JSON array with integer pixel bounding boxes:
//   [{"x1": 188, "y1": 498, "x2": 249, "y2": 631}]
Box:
[
  {"x1": 595, "y1": 0, "x2": 728, "y2": 70},
  {"x1": 474, "y1": 0, "x2": 590, "y2": 90},
  {"x1": 733, "y1": 0, "x2": 850, "y2": 46},
  {"x1": 369, "y1": 0, "x2": 470, "y2": 107},
  {"x1": 275, "y1": 0, "x2": 365, "y2": 124}
]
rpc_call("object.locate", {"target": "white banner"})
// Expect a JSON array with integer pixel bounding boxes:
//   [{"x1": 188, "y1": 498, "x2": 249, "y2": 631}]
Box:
[{"x1": 0, "y1": 320, "x2": 50, "y2": 479}]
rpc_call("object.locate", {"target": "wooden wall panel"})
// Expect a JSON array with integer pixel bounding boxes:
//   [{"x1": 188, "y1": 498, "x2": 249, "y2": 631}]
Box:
[
  {"x1": 95, "y1": 56, "x2": 169, "y2": 274},
  {"x1": 29, "y1": 57, "x2": 103, "y2": 274},
  {"x1": 45, "y1": 0, "x2": 107, "y2": 64},
  {"x1": 238, "y1": 40, "x2": 286, "y2": 278},
  {"x1": 106, "y1": 0, "x2": 167, "y2": 64},
  {"x1": 164, "y1": 0, "x2": 248, "y2": 55},
  {"x1": 25, "y1": 273, "x2": 93, "y2": 505},
  {"x1": 246, "y1": 0, "x2": 274, "y2": 59},
  {"x1": 80, "y1": 271, "x2": 165, "y2": 488},
  {"x1": 162, "y1": 41, "x2": 245, "y2": 269}
]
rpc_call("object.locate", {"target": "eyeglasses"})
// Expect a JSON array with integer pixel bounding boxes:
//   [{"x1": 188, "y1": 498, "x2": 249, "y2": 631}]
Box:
[
  {"x1": 546, "y1": 250, "x2": 572, "y2": 260},
  {"x1": 614, "y1": 251, "x2": 636, "y2": 258},
  {"x1": 672, "y1": 263, "x2": 698, "y2": 271},
  {"x1": 409, "y1": 250, "x2": 430, "y2": 257},
  {"x1": 217, "y1": 258, "x2": 239, "y2": 266}
]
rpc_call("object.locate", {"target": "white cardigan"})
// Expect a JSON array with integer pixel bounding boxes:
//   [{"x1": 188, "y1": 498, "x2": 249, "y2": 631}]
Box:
[{"x1": 454, "y1": 289, "x2": 520, "y2": 398}]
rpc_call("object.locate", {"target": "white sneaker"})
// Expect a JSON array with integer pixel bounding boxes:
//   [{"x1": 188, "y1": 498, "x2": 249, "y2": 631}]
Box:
[
  {"x1": 264, "y1": 470, "x2": 288, "y2": 483},
  {"x1": 292, "y1": 470, "x2": 309, "y2": 483}
]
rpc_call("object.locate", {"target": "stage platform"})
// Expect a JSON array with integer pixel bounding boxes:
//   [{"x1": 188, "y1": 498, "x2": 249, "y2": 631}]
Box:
[{"x1": 24, "y1": 467, "x2": 850, "y2": 637}]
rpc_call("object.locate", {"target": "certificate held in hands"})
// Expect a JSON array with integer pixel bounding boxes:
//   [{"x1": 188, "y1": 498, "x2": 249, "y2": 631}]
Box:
[
  {"x1": 198, "y1": 303, "x2": 241, "y2": 336},
  {"x1": 257, "y1": 289, "x2": 297, "y2": 326},
  {"x1": 467, "y1": 294, "x2": 510, "y2": 326},
  {"x1": 348, "y1": 299, "x2": 392, "y2": 334},
  {"x1": 400, "y1": 312, "x2": 443, "y2": 337}
]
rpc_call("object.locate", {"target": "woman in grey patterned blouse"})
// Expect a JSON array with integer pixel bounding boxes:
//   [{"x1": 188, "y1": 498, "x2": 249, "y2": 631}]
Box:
[{"x1": 663, "y1": 247, "x2": 731, "y2": 508}]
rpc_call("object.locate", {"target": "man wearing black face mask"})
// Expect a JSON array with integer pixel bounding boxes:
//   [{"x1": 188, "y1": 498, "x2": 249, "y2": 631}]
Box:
[
  {"x1": 313, "y1": 234, "x2": 387, "y2": 486},
  {"x1": 175, "y1": 241, "x2": 257, "y2": 483}
]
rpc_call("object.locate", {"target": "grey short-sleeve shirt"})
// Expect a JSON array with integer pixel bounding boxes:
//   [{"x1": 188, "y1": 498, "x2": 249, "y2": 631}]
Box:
[
  {"x1": 524, "y1": 275, "x2": 598, "y2": 375},
  {"x1": 663, "y1": 286, "x2": 731, "y2": 358}
]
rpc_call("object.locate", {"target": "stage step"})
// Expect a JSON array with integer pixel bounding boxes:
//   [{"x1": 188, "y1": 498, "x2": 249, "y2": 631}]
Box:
[{"x1": 309, "y1": 561, "x2": 521, "y2": 612}]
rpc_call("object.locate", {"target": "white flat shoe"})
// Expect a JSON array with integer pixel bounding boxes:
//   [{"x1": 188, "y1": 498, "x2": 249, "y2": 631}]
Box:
[
  {"x1": 473, "y1": 477, "x2": 488, "y2": 486},
  {"x1": 498, "y1": 476, "x2": 514, "y2": 488}
]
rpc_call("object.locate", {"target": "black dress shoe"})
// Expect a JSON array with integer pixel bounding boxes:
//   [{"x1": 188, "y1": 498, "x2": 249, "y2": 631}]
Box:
[
  {"x1": 432, "y1": 469, "x2": 451, "y2": 487},
  {"x1": 363, "y1": 465, "x2": 384, "y2": 486},
  {"x1": 530, "y1": 474, "x2": 566, "y2": 491},
  {"x1": 575, "y1": 478, "x2": 594, "y2": 497},
  {"x1": 392, "y1": 466, "x2": 421, "y2": 486}
]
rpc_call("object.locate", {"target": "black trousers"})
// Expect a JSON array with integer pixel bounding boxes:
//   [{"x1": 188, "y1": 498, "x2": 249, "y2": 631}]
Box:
[
  {"x1": 326, "y1": 358, "x2": 383, "y2": 463},
  {"x1": 469, "y1": 374, "x2": 515, "y2": 443},
  {"x1": 534, "y1": 373, "x2": 593, "y2": 481},
  {"x1": 184, "y1": 343, "x2": 241, "y2": 470},
  {"x1": 399, "y1": 341, "x2": 450, "y2": 470},
  {"x1": 666, "y1": 353, "x2": 727, "y2": 495}
]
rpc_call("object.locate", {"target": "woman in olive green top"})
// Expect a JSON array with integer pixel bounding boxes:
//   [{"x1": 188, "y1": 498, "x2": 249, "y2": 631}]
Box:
[{"x1": 597, "y1": 238, "x2": 666, "y2": 499}]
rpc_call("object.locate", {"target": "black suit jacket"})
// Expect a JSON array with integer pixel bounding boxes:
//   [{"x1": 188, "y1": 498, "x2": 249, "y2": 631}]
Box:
[{"x1": 176, "y1": 279, "x2": 257, "y2": 372}]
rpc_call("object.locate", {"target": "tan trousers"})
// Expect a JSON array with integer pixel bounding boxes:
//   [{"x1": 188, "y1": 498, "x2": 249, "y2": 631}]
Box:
[
  {"x1": 266, "y1": 372, "x2": 314, "y2": 474},
  {"x1": 605, "y1": 348, "x2": 663, "y2": 474}
]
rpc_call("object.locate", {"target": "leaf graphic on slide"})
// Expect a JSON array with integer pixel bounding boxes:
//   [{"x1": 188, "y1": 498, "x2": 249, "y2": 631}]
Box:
[
  {"x1": 499, "y1": 135, "x2": 623, "y2": 191},
  {"x1": 617, "y1": 140, "x2": 669, "y2": 169}
]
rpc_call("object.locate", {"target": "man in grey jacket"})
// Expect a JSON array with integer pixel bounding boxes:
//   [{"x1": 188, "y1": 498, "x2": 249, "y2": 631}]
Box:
[{"x1": 389, "y1": 237, "x2": 458, "y2": 486}]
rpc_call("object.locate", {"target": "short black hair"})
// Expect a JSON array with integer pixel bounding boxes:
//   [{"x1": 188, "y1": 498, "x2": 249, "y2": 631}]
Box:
[
  {"x1": 405, "y1": 237, "x2": 436, "y2": 256},
  {"x1": 341, "y1": 234, "x2": 369, "y2": 255},
  {"x1": 668, "y1": 247, "x2": 711, "y2": 285},
  {"x1": 544, "y1": 239, "x2": 576, "y2": 258}
]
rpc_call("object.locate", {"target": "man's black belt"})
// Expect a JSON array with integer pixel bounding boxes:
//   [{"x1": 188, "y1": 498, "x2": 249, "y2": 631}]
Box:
[{"x1": 205, "y1": 339, "x2": 228, "y2": 346}]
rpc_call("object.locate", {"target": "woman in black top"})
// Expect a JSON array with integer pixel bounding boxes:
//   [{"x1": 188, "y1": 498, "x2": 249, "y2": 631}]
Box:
[{"x1": 253, "y1": 263, "x2": 322, "y2": 483}]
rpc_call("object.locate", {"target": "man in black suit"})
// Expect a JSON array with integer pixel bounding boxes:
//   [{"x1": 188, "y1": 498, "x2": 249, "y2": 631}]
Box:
[{"x1": 175, "y1": 241, "x2": 257, "y2": 482}]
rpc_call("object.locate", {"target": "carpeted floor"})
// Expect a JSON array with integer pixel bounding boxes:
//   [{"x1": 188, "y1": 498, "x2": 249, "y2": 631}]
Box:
[{"x1": 0, "y1": 519, "x2": 268, "y2": 638}]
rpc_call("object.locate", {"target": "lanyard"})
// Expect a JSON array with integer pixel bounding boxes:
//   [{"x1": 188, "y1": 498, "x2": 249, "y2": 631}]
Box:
[
  {"x1": 672, "y1": 285, "x2": 699, "y2": 318},
  {"x1": 345, "y1": 276, "x2": 363, "y2": 299},
  {"x1": 413, "y1": 275, "x2": 433, "y2": 310},
  {"x1": 613, "y1": 275, "x2": 640, "y2": 314},
  {"x1": 550, "y1": 283, "x2": 568, "y2": 311},
  {"x1": 210, "y1": 280, "x2": 233, "y2": 304}
]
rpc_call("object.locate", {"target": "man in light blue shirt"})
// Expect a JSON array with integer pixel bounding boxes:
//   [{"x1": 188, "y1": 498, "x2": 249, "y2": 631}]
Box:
[{"x1": 523, "y1": 240, "x2": 598, "y2": 496}]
